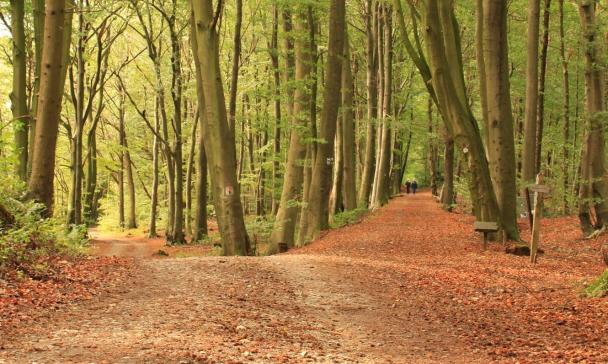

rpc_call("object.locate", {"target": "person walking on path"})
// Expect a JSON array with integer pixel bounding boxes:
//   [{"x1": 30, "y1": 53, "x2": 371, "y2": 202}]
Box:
[
  {"x1": 412, "y1": 179, "x2": 418, "y2": 194},
  {"x1": 405, "y1": 180, "x2": 411, "y2": 194}
]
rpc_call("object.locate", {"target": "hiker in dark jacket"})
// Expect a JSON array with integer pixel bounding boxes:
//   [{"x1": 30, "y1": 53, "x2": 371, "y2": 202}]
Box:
[
  {"x1": 412, "y1": 179, "x2": 418, "y2": 194},
  {"x1": 405, "y1": 180, "x2": 411, "y2": 194}
]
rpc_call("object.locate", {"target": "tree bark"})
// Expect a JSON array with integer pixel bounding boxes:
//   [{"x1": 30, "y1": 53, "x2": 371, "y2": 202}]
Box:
[
  {"x1": 358, "y1": 0, "x2": 378, "y2": 208},
  {"x1": 299, "y1": 0, "x2": 346, "y2": 244},
  {"x1": 228, "y1": 0, "x2": 242, "y2": 135},
  {"x1": 27, "y1": 0, "x2": 72, "y2": 216},
  {"x1": 559, "y1": 0, "x2": 570, "y2": 213},
  {"x1": 536, "y1": 0, "x2": 552, "y2": 173},
  {"x1": 269, "y1": 6, "x2": 314, "y2": 252},
  {"x1": 341, "y1": 30, "x2": 357, "y2": 211},
  {"x1": 482, "y1": 0, "x2": 520, "y2": 240},
  {"x1": 10, "y1": 0, "x2": 29, "y2": 181},
  {"x1": 522, "y1": 0, "x2": 541, "y2": 184},
  {"x1": 192, "y1": 0, "x2": 250, "y2": 255},
  {"x1": 577, "y1": 0, "x2": 608, "y2": 235}
]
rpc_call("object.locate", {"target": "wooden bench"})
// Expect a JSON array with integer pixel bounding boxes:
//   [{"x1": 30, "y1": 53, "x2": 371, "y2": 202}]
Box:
[{"x1": 474, "y1": 221, "x2": 499, "y2": 250}]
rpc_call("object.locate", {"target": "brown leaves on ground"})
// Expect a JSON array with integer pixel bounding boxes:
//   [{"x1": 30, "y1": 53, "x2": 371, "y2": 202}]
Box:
[
  {"x1": 0, "y1": 256, "x2": 132, "y2": 336},
  {"x1": 293, "y1": 191, "x2": 608, "y2": 363},
  {"x1": 1, "y1": 192, "x2": 607, "y2": 363}
]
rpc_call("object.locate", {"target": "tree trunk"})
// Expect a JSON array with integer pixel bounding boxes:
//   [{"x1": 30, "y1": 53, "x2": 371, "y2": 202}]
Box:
[
  {"x1": 270, "y1": 5, "x2": 282, "y2": 215},
  {"x1": 269, "y1": 6, "x2": 314, "y2": 252},
  {"x1": 482, "y1": 0, "x2": 520, "y2": 240},
  {"x1": 10, "y1": 0, "x2": 29, "y2": 181},
  {"x1": 522, "y1": 0, "x2": 541, "y2": 184},
  {"x1": 559, "y1": 0, "x2": 570, "y2": 213},
  {"x1": 27, "y1": 0, "x2": 72, "y2": 216},
  {"x1": 536, "y1": 0, "x2": 552, "y2": 173},
  {"x1": 358, "y1": 0, "x2": 378, "y2": 208},
  {"x1": 423, "y1": 0, "x2": 501, "y2": 228},
  {"x1": 228, "y1": 0, "x2": 242, "y2": 135},
  {"x1": 475, "y1": 0, "x2": 489, "y2": 146},
  {"x1": 329, "y1": 114, "x2": 344, "y2": 215},
  {"x1": 185, "y1": 116, "x2": 198, "y2": 236},
  {"x1": 299, "y1": 0, "x2": 345, "y2": 244},
  {"x1": 577, "y1": 0, "x2": 608, "y2": 235},
  {"x1": 192, "y1": 0, "x2": 250, "y2": 255},
  {"x1": 441, "y1": 132, "x2": 455, "y2": 209},
  {"x1": 428, "y1": 99, "x2": 438, "y2": 196},
  {"x1": 149, "y1": 97, "x2": 160, "y2": 238},
  {"x1": 28, "y1": 0, "x2": 45, "y2": 177},
  {"x1": 373, "y1": 5, "x2": 393, "y2": 208},
  {"x1": 341, "y1": 31, "x2": 357, "y2": 211}
]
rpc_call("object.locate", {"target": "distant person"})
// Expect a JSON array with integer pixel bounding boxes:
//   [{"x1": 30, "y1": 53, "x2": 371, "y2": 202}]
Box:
[
  {"x1": 412, "y1": 179, "x2": 418, "y2": 194},
  {"x1": 405, "y1": 180, "x2": 411, "y2": 194}
]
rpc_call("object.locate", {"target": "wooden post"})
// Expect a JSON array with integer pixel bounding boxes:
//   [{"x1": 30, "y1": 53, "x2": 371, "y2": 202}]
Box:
[
  {"x1": 530, "y1": 173, "x2": 549, "y2": 263},
  {"x1": 525, "y1": 187, "x2": 534, "y2": 228}
]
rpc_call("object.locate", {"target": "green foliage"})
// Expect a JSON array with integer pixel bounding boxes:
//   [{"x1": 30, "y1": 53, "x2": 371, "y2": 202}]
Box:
[
  {"x1": 0, "y1": 196, "x2": 88, "y2": 280},
  {"x1": 584, "y1": 269, "x2": 608, "y2": 298},
  {"x1": 330, "y1": 208, "x2": 368, "y2": 229}
]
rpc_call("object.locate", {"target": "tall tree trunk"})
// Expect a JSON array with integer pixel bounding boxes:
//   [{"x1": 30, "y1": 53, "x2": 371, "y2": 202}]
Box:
[
  {"x1": 27, "y1": 0, "x2": 72, "y2": 216},
  {"x1": 475, "y1": 0, "x2": 489, "y2": 146},
  {"x1": 373, "y1": 5, "x2": 393, "y2": 208},
  {"x1": 118, "y1": 91, "x2": 136, "y2": 229},
  {"x1": 559, "y1": 0, "x2": 570, "y2": 213},
  {"x1": 28, "y1": 0, "x2": 45, "y2": 177},
  {"x1": 269, "y1": 6, "x2": 314, "y2": 252},
  {"x1": 358, "y1": 0, "x2": 378, "y2": 208},
  {"x1": 149, "y1": 97, "x2": 161, "y2": 238},
  {"x1": 10, "y1": 0, "x2": 29, "y2": 181},
  {"x1": 341, "y1": 30, "x2": 357, "y2": 211},
  {"x1": 423, "y1": 0, "x2": 501, "y2": 229},
  {"x1": 441, "y1": 132, "x2": 455, "y2": 209},
  {"x1": 428, "y1": 98, "x2": 438, "y2": 196},
  {"x1": 522, "y1": 0, "x2": 541, "y2": 184},
  {"x1": 185, "y1": 116, "x2": 198, "y2": 236},
  {"x1": 577, "y1": 0, "x2": 608, "y2": 235},
  {"x1": 330, "y1": 114, "x2": 344, "y2": 215},
  {"x1": 536, "y1": 0, "x2": 552, "y2": 173},
  {"x1": 228, "y1": 0, "x2": 242, "y2": 135},
  {"x1": 482, "y1": 0, "x2": 519, "y2": 240},
  {"x1": 270, "y1": 5, "x2": 281, "y2": 215},
  {"x1": 299, "y1": 0, "x2": 346, "y2": 244},
  {"x1": 192, "y1": 0, "x2": 250, "y2": 255}
]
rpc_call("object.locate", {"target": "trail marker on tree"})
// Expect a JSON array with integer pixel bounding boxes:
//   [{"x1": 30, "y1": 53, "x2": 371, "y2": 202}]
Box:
[{"x1": 530, "y1": 173, "x2": 549, "y2": 263}]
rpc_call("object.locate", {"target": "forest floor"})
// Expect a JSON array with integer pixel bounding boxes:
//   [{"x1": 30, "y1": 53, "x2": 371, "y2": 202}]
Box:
[{"x1": 1, "y1": 192, "x2": 608, "y2": 363}]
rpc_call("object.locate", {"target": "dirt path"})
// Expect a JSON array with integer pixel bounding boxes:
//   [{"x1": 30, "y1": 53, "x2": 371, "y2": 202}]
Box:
[{"x1": 2, "y1": 192, "x2": 607, "y2": 363}]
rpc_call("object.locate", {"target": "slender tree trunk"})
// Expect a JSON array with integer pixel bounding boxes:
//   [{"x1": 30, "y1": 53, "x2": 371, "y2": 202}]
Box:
[
  {"x1": 28, "y1": 0, "x2": 45, "y2": 177},
  {"x1": 228, "y1": 0, "x2": 242, "y2": 135},
  {"x1": 482, "y1": 0, "x2": 519, "y2": 240},
  {"x1": 373, "y1": 5, "x2": 393, "y2": 207},
  {"x1": 536, "y1": 0, "x2": 552, "y2": 173},
  {"x1": 27, "y1": 0, "x2": 71, "y2": 216},
  {"x1": 475, "y1": 0, "x2": 489, "y2": 146},
  {"x1": 270, "y1": 5, "x2": 282, "y2": 215},
  {"x1": 341, "y1": 31, "x2": 357, "y2": 211},
  {"x1": 330, "y1": 114, "x2": 344, "y2": 215},
  {"x1": 190, "y1": 15, "x2": 209, "y2": 241},
  {"x1": 299, "y1": 0, "x2": 346, "y2": 244},
  {"x1": 577, "y1": 0, "x2": 608, "y2": 235},
  {"x1": 149, "y1": 98, "x2": 160, "y2": 238},
  {"x1": 441, "y1": 132, "x2": 455, "y2": 209},
  {"x1": 559, "y1": 0, "x2": 570, "y2": 213},
  {"x1": 428, "y1": 99, "x2": 438, "y2": 196},
  {"x1": 269, "y1": 6, "x2": 314, "y2": 252},
  {"x1": 192, "y1": 0, "x2": 250, "y2": 255},
  {"x1": 185, "y1": 116, "x2": 198, "y2": 236},
  {"x1": 522, "y1": 0, "x2": 541, "y2": 184},
  {"x1": 10, "y1": 0, "x2": 29, "y2": 181},
  {"x1": 118, "y1": 91, "x2": 136, "y2": 229},
  {"x1": 358, "y1": 0, "x2": 378, "y2": 208}
]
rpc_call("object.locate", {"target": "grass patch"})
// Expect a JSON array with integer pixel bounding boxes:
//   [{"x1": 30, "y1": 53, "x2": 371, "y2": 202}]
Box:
[
  {"x1": 330, "y1": 208, "x2": 368, "y2": 229},
  {"x1": 584, "y1": 269, "x2": 608, "y2": 298}
]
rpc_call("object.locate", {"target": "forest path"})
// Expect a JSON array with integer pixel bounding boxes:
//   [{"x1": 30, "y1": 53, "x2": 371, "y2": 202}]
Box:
[{"x1": 2, "y1": 192, "x2": 608, "y2": 363}]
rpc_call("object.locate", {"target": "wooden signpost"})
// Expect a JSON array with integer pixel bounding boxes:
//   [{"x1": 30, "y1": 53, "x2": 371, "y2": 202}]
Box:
[
  {"x1": 474, "y1": 221, "x2": 499, "y2": 250},
  {"x1": 529, "y1": 173, "x2": 549, "y2": 264}
]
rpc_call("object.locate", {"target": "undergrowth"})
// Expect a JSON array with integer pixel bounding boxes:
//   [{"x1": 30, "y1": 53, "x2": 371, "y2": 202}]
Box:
[
  {"x1": 584, "y1": 269, "x2": 608, "y2": 298},
  {"x1": 330, "y1": 208, "x2": 368, "y2": 229},
  {"x1": 0, "y1": 197, "x2": 88, "y2": 280}
]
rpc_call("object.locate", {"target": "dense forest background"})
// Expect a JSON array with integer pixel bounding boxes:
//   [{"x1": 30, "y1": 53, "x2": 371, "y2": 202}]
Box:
[{"x1": 0, "y1": 0, "x2": 606, "y2": 256}]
